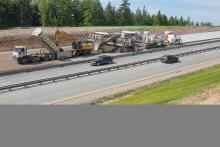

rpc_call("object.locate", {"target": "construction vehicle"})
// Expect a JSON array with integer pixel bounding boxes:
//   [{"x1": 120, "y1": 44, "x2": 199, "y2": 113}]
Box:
[
  {"x1": 11, "y1": 28, "x2": 93, "y2": 64},
  {"x1": 11, "y1": 28, "x2": 64, "y2": 64},
  {"x1": 88, "y1": 31, "x2": 146, "y2": 53},
  {"x1": 135, "y1": 31, "x2": 165, "y2": 49},
  {"x1": 55, "y1": 29, "x2": 93, "y2": 56},
  {"x1": 163, "y1": 31, "x2": 182, "y2": 45}
]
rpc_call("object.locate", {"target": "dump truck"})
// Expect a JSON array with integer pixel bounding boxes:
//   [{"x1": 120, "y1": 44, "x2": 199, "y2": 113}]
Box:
[
  {"x1": 11, "y1": 28, "x2": 93, "y2": 64},
  {"x1": 12, "y1": 28, "x2": 67, "y2": 64}
]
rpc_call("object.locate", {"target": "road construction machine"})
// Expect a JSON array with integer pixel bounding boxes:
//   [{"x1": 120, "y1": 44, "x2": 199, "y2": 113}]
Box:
[
  {"x1": 11, "y1": 28, "x2": 93, "y2": 64},
  {"x1": 163, "y1": 31, "x2": 182, "y2": 45},
  {"x1": 88, "y1": 31, "x2": 146, "y2": 53},
  {"x1": 135, "y1": 31, "x2": 165, "y2": 49}
]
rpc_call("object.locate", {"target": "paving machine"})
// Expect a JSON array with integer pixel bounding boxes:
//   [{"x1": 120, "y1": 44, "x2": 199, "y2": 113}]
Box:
[
  {"x1": 163, "y1": 31, "x2": 182, "y2": 45},
  {"x1": 139, "y1": 31, "x2": 165, "y2": 49},
  {"x1": 88, "y1": 31, "x2": 146, "y2": 53}
]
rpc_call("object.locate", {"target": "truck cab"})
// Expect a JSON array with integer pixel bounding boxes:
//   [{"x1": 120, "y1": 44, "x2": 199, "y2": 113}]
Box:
[{"x1": 11, "y1": 46, "x2": 27, "y2": 58}]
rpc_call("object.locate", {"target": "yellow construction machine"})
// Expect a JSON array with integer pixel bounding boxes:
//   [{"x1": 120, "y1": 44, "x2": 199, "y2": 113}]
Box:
[{"x1": 55, "y1": 29, "x2": 94, "y2": 56}]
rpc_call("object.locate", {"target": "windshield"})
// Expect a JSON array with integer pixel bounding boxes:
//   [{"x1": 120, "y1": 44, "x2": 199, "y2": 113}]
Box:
[
  {"x1": 95, "y1": 56, "x2": 105, "y2": 61},
  {"x1": 162, "y1": 56, "x2": 168, "y2": 60}
]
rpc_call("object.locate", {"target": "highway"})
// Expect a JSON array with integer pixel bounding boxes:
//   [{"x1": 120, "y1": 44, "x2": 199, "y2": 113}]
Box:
[
  {"x1": 181, "y1": 31, "x2": 220, "y2": 42},
  {"x1": 1, "y1": 41, "x2": 220, "y2": 87},
  {"x1": 0, "y1": 48, "x2": 220, "y2": 104}
]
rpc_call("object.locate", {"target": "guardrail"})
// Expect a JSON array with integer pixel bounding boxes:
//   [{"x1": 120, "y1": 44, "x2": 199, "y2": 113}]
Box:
[
  {"x1": 1, "y1": 38, "x2": 220, "y2": 77},
  {"x1": 0, "y1": 46, "x2": 220, "y2": 92}
]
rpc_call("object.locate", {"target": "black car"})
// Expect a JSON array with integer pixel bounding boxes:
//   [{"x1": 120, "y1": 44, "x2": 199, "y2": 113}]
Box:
[
  {"x1": 161, "y1": 55, "x2": 179, "y2": 64},
  {"x1": 90, "y1": 55, "x2": 113, "y2": 66}
]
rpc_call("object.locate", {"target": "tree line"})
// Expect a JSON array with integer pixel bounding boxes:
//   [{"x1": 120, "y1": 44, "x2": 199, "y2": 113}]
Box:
[{"x1": 0, "y1": 0, "x2": 213, "y2": 28}]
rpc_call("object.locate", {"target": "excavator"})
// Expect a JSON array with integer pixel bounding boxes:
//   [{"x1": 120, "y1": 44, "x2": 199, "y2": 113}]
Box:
[{"x1": 55, "y1": 29, "x2": 93, "y2": 56}]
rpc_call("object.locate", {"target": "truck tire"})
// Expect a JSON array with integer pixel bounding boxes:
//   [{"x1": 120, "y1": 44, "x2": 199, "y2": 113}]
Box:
[
  {"x1": 49, "y1": 54, "x2": 56, "y2": 60},
  {"x1": 84, "y1": 50, "x2": 90, "y2": 55},
  {"x1": 32, "y1": 56, "x2": 40, "y2": 63},
  {"x1": 44, "y1": 55, "x2": 50, "y2": 61},
  {"x1": 75, "y1": 51, "x2": 80, "y2": 57},
  {"x1": 21, "y1": 57, "x2": 29, "y2": 64}
]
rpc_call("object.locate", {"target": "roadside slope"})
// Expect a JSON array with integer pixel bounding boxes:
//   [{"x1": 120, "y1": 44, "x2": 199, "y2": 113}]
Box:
[
  {"x1": 174, "y1": 84, "x2": 220, "y2": 105},
  {"x1": 102, "y1": 64, "x2": 220, "y2": 105}
]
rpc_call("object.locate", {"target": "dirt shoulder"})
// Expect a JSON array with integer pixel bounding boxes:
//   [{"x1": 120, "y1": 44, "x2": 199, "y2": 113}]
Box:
[{"x1": 173, "y1": 84, "x2": 220, "y2": 105}]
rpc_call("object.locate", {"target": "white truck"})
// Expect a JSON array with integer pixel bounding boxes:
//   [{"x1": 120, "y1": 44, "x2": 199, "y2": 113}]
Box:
[{"x1": 11, "y1": 28, "x2": 74, "y2": 64}]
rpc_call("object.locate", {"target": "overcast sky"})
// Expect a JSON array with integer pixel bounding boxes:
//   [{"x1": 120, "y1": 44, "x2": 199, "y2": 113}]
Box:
[{"x1": 101, "y1": 0, "x2": 220, "y2": 25}]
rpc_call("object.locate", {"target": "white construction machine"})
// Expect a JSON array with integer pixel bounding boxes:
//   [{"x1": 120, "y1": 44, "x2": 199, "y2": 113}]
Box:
[
  {"x1": 163, "y1": 31, "x2": 182, "y2": 45},
  {"x1": 132, "y1": 31, "x2": 165, "y2": 49},
  {"x1": 88, "y1": 31, "x2": 145, "y2": 53}
]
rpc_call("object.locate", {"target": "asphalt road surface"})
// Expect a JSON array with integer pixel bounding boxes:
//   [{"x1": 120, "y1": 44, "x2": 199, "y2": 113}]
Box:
[
  {"x1": 181, "y1": 31, "x2": 220, "y2": 42},
  {"x1": 1, "y1": 41, "x2": 220, "y2": 87},
  {"x1": 0, "y1": 48, "x2": 220, "y2": 104}
]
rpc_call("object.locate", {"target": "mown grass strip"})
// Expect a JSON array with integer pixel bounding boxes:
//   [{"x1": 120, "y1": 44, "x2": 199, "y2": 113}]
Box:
[{"x1": 92, "y1": 64, "x2": 220, "y2": 105}]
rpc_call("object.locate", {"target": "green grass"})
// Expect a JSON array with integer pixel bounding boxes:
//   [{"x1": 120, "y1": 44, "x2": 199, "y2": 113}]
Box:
[{"x1": 94, "y1": 65, "x2": 220, "y2": 105}]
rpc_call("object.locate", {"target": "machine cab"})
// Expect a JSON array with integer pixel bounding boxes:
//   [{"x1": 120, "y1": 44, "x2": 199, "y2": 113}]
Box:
[{"x1": 11, "y1": 46, "x2": 27, "y2": 58}]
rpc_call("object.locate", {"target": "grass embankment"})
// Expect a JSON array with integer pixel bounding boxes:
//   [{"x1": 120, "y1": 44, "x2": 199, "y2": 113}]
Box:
[{"x1": 93, "y1": 64, "x2": 220, "y2": 105}]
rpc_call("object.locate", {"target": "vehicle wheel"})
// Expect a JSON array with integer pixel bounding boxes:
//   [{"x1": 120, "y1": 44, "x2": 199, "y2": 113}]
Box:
[
  {"x1": 32, "y1": 56, "x2": 40, "y2": 63},
  {"x1": 84, "y1": 50, "x2": 89, "y2": 55},
  {"x1": 96, "y1": 63, "x2": 100, "y2": 66},
  {"x1": 49, "y1": 54, "x2": 56, "y2": 60},
  {"x1": 21, "y1": 57, "x2": 29, "y2": 64},
  {"x1": 44, "y1": 55, "x2": 50, "y2": 61}
]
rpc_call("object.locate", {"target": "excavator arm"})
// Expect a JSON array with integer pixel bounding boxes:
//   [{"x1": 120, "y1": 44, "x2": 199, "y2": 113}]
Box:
[{"x1": 55, "y1": 29, "x2": 75, "y2": 43}]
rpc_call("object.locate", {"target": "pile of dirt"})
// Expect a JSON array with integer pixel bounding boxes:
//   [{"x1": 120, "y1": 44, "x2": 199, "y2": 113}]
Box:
[
  {"x1": 173, "y1": 84, "x2": 220, "y2": 105},
  {"x1": 1, "y1": 26, "x2": 220, "y2": 52}
]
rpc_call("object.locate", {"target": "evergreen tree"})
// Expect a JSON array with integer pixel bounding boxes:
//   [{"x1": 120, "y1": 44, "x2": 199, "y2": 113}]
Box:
[
  {"x1": 0, "y1": 0, "x2": 5, "y2": 27},
  {"x1": 37, "y1": 0, "x2": 48, "y2": 26},
  {"x1": 179, "y1": 16, "x2": 184, "y2": 26},
  {"x1": 200, "y1": 22, "x2": 213, "y2": 26},
  {"x1": 118, "y1": 0, "x2": 134, "y2": 25},
  {"x1": 153, "y1": 11, "x2": 162, "y2": 26},
  {"x1": 73, "y1": 0, "x2": 84, "y2": 26},
  {"x1": 135, "y1": 8, "x2": 143, "y2": 25},
  {"x1": 0, "y1": 0, "x2": 211, "y2": 28},
  {"x1": 186, "y1": 16, "x2": 191, "y2": 26},
  {"x1": 168, "y1": 16, "x2": 175, "y2": 26},
  {"x1": 161, "y1": 14, "x2": 168, "y2": 25},
  {"x1": 92, "y1": 0, "x2": 105, "y2": 25},
  {"x1": 30, "y1": 0, "x2": 41, "y2": 26},
  {"x1": 142, "y1": 6, "x2": 152, "y2": 25},
  {"x1": 82, "y1": 0, "x2": 94, "y2": 25},
  {"x1": 104, "y1": 2, "x2": 116, "y2": 25},
  {"x1": 46, "y1": 0, "x2": 74, "y2": 26}
]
